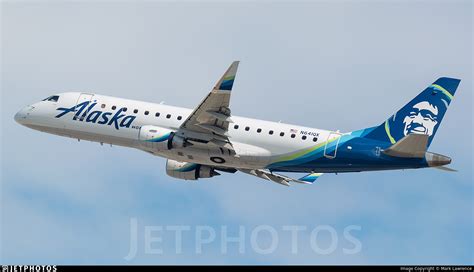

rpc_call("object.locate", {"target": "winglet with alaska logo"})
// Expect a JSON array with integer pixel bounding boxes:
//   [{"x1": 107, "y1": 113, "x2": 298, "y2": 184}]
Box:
[
  {"x1": 295, "y1": 173, "x2": 323, "y2": 184},
  {"x1": 214, "y1": 61, "x2": 240, "y2": 91}
]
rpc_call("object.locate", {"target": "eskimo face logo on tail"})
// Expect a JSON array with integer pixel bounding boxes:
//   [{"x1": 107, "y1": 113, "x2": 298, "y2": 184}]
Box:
[
  {"x1": 55, "y1": 101, "x2": 136, "y2": 130},
  {"x1": 402, "y1": 101, "x2": 439, "y2": 136},
  {"x1": 387, "y1": 86, "x2": 452, "y2": 142}
]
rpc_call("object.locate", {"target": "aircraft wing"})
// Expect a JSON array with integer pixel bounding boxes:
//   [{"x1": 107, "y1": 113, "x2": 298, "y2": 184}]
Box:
[
  {"x1": 177, "y1": 61, "x2": 239, "y2": 149},
  {"x1": 239, "y1": 169, "x2": 323, "y2": 186}
]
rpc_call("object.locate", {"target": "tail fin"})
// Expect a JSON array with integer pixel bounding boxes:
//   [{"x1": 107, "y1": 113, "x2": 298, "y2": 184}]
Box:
[{"x1": 363, "y1": 77, "x2": 460, "y2": 147}]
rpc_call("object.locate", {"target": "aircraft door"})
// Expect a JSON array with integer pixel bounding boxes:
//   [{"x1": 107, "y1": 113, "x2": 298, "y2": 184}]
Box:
[
  {"x1": 75, "y1": 93, "x2": 94, "y2": 121},
  {"x1": 324, "y1": 131, "x2": 342, "y2": 159}
]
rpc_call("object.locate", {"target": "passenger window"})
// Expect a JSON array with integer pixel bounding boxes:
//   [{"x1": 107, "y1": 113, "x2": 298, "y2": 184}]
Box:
[
  {"x1": 134, "y1": 109, "x2": 138, "y2": 114},
  {"x1": 166, "y1": 114, "x2": 171, "y2": 119},
  {"x1": 257, "y1": 128, "x2": 262, "y2": 133},
  {"x1": 302, "y1": 135, "x2": 307, "y2": 140},
  {"x1": 245, "y1": 126, "x2": 250, "y2": 131},
  {"x1": 155, "y1": 112, "x2": 160, "y2": 117},
  {"x1": 269, "y1": 130, "x2": 274, "y2": 135},
  {"x1": 177, "y1": 116, "x2": 182, "y2": 120},
  {"x1": 313, "y1": 137, "x2": 318, "y2": 142},
  {"x1": 291, "y1": 134, "x2": 296, "y2": 138},
  {"x1": 234, "y1": 125, "x2": 239, "y2": 129},
  {"x1": 101, "y1": 104, "x2": 106, "y2": 109},
  {"x1": 122, "y1": 107, "x2": 127, "y2": 112},
  {"x1": 112, "y1": 106, "x2": 116, "y2": 110},
  {"x1": 145, "y1": 111, "x2": 149, "y2": 115},
  {"x1": 280, "y1": 132, "x2": 285, "y2": 137}
]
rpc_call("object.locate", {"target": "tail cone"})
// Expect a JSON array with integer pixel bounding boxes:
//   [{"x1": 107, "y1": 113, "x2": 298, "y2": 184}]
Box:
[{"x1": 425, "y1": 152, "x2": 451, "y2": 167}]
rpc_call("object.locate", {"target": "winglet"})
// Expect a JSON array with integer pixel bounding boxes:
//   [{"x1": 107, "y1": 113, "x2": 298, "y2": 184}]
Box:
[
  {"x1": 296, "y1": 173, "x2": 323, "y2": 184},
  {"x1": 214, "y1": 61, "x2": 240, "y2": 91}
]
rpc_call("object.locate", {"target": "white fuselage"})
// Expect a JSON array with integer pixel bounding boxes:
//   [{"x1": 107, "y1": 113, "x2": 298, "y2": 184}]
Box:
[{"x1": 15, "y1": 92, "x2": 334, "y2": 170}]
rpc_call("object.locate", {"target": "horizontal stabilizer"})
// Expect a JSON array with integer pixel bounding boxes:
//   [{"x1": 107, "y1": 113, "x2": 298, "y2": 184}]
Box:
[
  {"x1": 383, "y1": 134, "x2": 428, "y2": 158},
  {"x1": 434, "y1": 166, "x2": 457, "y2": 172}
]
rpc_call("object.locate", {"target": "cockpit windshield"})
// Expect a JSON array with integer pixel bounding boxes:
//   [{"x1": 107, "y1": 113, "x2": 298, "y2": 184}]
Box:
[{"x1": 42, "y1": 95, "x2": 60, "y2": 102}]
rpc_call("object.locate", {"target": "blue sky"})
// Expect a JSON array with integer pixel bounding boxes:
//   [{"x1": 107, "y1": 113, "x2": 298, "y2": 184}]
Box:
[{"x1": 1, "y1": 0, "x2": 472, "y2": 264}]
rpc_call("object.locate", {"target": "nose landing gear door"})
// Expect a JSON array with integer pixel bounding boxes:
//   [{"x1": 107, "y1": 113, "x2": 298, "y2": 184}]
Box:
[
  {"x1": 75, "y1": 93, "x2": 94, "y2": 121},
  {"x1": 324, "y1": 131, "x2": 342, "y2": 159}
]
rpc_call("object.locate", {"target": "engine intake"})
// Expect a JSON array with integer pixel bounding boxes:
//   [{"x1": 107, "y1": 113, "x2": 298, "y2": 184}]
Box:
[
  {"x1": 166, "y1": 159, "x2": 220, "y2": 180},
  {"x1": 139, "y1": 125, "x2": 186, "y2": 151}
]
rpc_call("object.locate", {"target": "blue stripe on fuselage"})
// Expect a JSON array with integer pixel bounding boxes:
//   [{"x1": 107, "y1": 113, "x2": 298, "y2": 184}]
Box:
[{"x1": 268, "y1": 136, "x2": 429, "y2": 173}]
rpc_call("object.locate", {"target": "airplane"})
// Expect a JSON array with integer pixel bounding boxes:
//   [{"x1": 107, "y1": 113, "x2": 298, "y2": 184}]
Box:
[{"x1": 14, "y1": 61, "x2": 460, "y2": 186}]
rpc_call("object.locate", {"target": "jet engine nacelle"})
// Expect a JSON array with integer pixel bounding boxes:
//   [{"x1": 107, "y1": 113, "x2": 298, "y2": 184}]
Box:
[
  {"x1": 166, "y1": 159, "x2": 220, "y2": 180},
  {"x1": 139, "y1": 125, "x2": 185, "y2": 150}
]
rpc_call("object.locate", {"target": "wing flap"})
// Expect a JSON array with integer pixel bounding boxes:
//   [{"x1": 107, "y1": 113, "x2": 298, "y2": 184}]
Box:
[
  {"x1": 196, "y1": 123, "x2": 228, "y2": 136},
  {"x1": 206, "y1": 110, "x2": 233, "y2": 123}
]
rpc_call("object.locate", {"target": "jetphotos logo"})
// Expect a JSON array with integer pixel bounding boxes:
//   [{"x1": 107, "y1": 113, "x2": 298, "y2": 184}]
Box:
[{"x1": 55, "y1": 101, "x2": 136, "y2": 130}]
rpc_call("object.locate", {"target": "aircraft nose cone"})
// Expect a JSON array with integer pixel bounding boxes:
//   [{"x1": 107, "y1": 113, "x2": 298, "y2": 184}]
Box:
[{"x1": 14, "y1": 107, "x2": 29, "y2": 125}]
